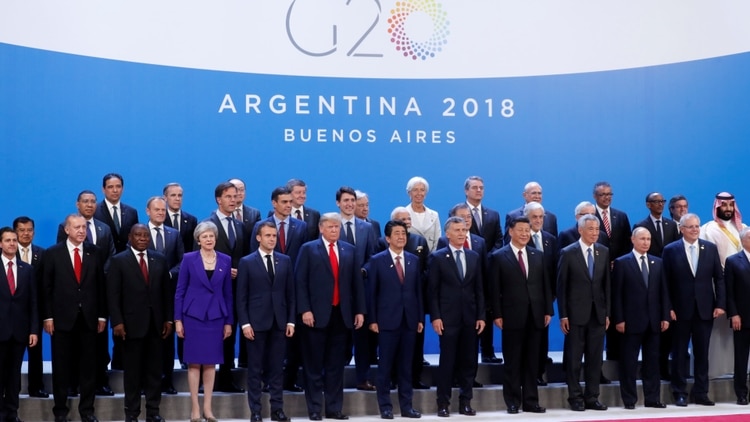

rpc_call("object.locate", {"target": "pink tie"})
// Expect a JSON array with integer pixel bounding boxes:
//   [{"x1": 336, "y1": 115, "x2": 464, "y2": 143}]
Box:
[
  {"x1": 395, "y1": 256, "x2": 404, "y2": 283},
  {"x1": 7, "y1": 262, "x2": 15, "y2": 295}
]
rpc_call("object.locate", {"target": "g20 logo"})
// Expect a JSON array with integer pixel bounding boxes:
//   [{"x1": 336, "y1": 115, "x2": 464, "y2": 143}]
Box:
[{"x1": 286, "y1": 0, "x2": 449, "y2": 60}]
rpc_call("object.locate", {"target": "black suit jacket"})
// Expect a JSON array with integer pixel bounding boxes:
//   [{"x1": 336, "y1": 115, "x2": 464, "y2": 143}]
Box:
[
  {"x1": 365, "y1": 218, "x2": 382, "y2": 238},
  {"x1": 504, "y1": 206, "x2": 558, "y2": 246},
  {"x1": 558, "y1": 224, "x2": 608, "y2": 251},
  {"x1": 57, "y1": 218, "x2": 116, "y2": 264},
  {"x1": 206, "y1": 212, "x2": 247, "y2": 268},
  {"x1": 42, "y1": 242, "x2": 106, "y2": 332},
  {"x1": 236, "y1": 251, "x2": 296, "y2": 331},
  {"x1": 663, "y1": 239, "x2": 725, "y2": 321},
  {"x1": 164, "y1": 209, "x2": 198, "y2": 253},
  {"x1": 726, "y1": 250, "x2": 750, "y2": 323},
  {"x1": 106, "y1": 250, "x2": 173, "y2": 339},
  {"x1": 595, "y1": 207, "x2": 631, "y2": 260},
  {"x1": 488, "y1": 245, "x2": 553, "y2": 330},
  {"x1": 427, "y1": 246, "x2": 485, "y2": 327},
  {"x1": 633, "y1": 215, "x2": 680, "y2": 257},
  {"x1": 238, "y1": 204, "x2": 261, "y2": 239},
  {"x1": 94, "y1": 201, "x2": 140, "y2": 253},
  {"x1": 557, "y1": 242, "x2": 610, "y2": 326},
  {"x1": 611, "y1": 253, "x2": 671, "y2": 333},
  {"x1": 0, "y1": 259, "x2": 39, "y2": 342},
  {"x1": 529, "y1": 231, "x2": 558, "y2": 297},
  {"x1": 467, "y1": 204, "x2": 503, "y2": 252}
]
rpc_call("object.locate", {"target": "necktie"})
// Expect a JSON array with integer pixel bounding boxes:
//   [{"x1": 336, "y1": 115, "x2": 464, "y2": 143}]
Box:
[
  {"x1": 295, "y1": 210, "x2": 302, "y2": 220},
  {"x1": 329, "y1": 243, "x2": 339, "y2": 305},
  {"x1": 533, "y1": 233, "x2": 543, "y2": 251},
  {"x1": 86, "y1": 221, "x2": 94, "y2": 244},
  {"x1": 472, "y1": 207, "x2": 482, "y2": 230},
  {"x1": 463, "y1": 239, "x2": 470, "y2": 249},
  {"x1": 226, "y1": 216, "x2": 236, "y2": 249},
  {"x1": 455, "y1": 250, "x2": 464, "y2": 279},
  {"x1": 518, "y1": 249, "x2": 526, "y2": 278},
  {"x1": 690, "y1": 245, "x2": 698, "y2": 275},
  {"x1": 655, "y1": 220, "x2": 663, "y2": 243},
  {"x1": 395, "y1": 255, "x2": 404, "y2": 283},
  {"x1": 235, "y1": 208, "x2": 243, "y2": 222},
  {"x1": 73, "y1": 247, "x2": 82, "y2": 283},
  {"x1": 154, "y1": 227, "x2": 165, "y2": 252},
  {"x1": 138, "y1": 252, "x2": 149, "y2": 284},
  {"x1": 345, "y1": 221, "x2": 355, "y2": 244},
  {"x1": 279, "y1": 221, "x2": 287, "y2": 254},
  {"x1": 112, "y1": 206, "x2": 121, "y2": 233},
  {"x1": 586, "y1": 247, "x2": 594, "y2": 279},
  {"x1": 602, "y1": 209, "x2": 611, "y2": 237},
  {"x1": 265, "y1": 254, "x2": 275, "y2": 282},
  {"x1": 172, "y1": 213, "x2": 180, "y2": 231},
  {"x1": 6, "y1": 262, "x2": 15, "y2": 295},
  {"x1": 640, "y1": 255, "x2": 649, "y2": 287},
  {"x1": 21, "y1": 247, "x2": 30, "y2": 264}
]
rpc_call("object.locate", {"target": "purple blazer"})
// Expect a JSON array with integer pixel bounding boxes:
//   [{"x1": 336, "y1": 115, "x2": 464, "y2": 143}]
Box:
[{"x1": 174, "y1": 251, "x2": 233, "y2": 324}]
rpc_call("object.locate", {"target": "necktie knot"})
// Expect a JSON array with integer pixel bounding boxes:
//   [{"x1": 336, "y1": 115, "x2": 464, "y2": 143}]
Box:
[
  {"x1": 6, "y1": 261, "x2": 15, "y2": 295},
  {"x1": 586, "y1": 247, "x2": 594, "y2": 278},
  {"x1": 395, "y1": 255, "x2": 404, "y2": 283},
  {"x1": 328, "y1": 242, "x2": 339, "y2": 305},
  {"x1": 455, "y1": 249, "x2": 464, "y2": 279},
  {"x1": 265, "y1": 254, "x2": 275, "y2": 281},
  {"x1": 518, "y1": 249, "x2": 526, "y2": 277},
  {"x1": 138, "y1": 252, "x2": 149, "y2": 283}
]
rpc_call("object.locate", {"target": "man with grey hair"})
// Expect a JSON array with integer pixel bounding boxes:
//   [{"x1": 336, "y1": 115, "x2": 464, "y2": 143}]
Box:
[
  {"x1": 228, "y1": 178, "x2": 261, "y2": 242},
  {"x1": 504, "y1": 181, "x2": 558, "y2": 245},
  {"x1": 163, "y1": 182, "x2": 198, "y2": 254},
  {"x1": 558, "y1": 201, "x2": 607, "y2": 250},
  {"x1": 286, "y1": 178, "x2": 321, "y2": 242},
  {"x1": 464, "y1": 176, "x2": 503, "y2": 252},
  {"x1": 355, "y1": 189, "x2": 381, "y2": 238}
]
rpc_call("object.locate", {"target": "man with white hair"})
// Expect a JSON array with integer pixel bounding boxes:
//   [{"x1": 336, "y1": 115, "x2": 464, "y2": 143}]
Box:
[{"x1": 504, "y1": 181, "x2": 558, "y2": 245}]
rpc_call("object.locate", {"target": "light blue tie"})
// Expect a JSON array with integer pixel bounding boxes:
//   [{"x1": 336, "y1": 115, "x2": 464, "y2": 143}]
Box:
[
  {"x1": 455, "y1": 250, "x2": 464, "y2": 279},
  {"x1": 641, "y1": 255, "x2": 649, "y2": 287},
  {"x1": 587, "y1": 247, "x2": 594, "y2": 279},
  {"x1": 533, "y1": 233, "x2": 543, "y2": 251},
  {"x1": 690, "y1": 245, "x2": 698, "y2": 275}
]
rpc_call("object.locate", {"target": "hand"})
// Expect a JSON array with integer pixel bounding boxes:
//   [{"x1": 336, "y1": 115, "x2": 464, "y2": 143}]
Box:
[
  {"x1": 29, "y1": 334, "x2": 38, "y2": 347},
  {"x1": 714, "y1": 308, "x2": 726, "y2": 319},
  {"x1": 661, "y1": 321, "x2": 670, "y2": 332},
  {"x1": 44, "y1": 320, "x2": 54, "y2": 335},
  {"x1": 175, "y1": 320, "x2": 184, "y2": 338},
  {"x1": 231, "y1": 268, "x2": 238, "y2": 279},
  {"x1": 97, "y1": 320, "x2": 106, "y2": 333},
  {"x1": 560, "y1": 318, "x2": 569, "y2": 334},
  {"x1": 353, "y1": 314, "x2": 364, "y2": 329},
  {"x1": 243, "y1": 325, "x2": 255, "y2": 340},
  {"x1": 432, "y1": 318, "x2": 444, "y2": 335},
  {"x1": 223, "y1": 324, "x2": 232, "y2": 339},
  {"x1": 475, "y1": 320, "x2": 485, "y2": 334},
  {"x1": 285, "y1": 324, "x2": 295, "y2": 337},
  {"x1": 605, "y1": 316, "x2": 610, "y2": 330},
  {"x1": 544, "y1": 315, "x2": 551, "y2": 327},
  {"x1": 162, "y1": 322, "x2": 173, "y2": 339},
  {"x1": 113, "y1": 323, "x2": 126, "y2": 339},
  {"x1": 670, "y1": 310, "x2": 677, "y2": 321},
  {"x1": 369, "y1": 323, "x2": 379, "y2": 333},
  {"x1": 493, "y1": 318, "x2": 503, "y2": 330},
  {"x1": 302, "y1": 311, "x2": 315, "y2": 327},
  {"x1": 417, "y1": 322, "x2": 424, "y2": 333},
  {"x1": 615, "y1": 322, "x2": 625, "y2": 333},
  {"x1": 732, "y1": 315, "x2": 742, "y2": 331}
]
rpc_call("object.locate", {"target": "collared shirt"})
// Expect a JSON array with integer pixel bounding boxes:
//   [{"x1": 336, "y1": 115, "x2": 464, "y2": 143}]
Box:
[
  {"x1": 1, "y1": 255, "x2": 17, "y2": 289},
  {"x1": 340, "y1": 216, "x2": 356, "y2": 243},
  {"x1": 84, "y1": 218, "x2": 98, "y2": 244},
  {"x1": 148, "y1": 222, "x2": 165, "y2": 250},
  {"x1": 67, "y1": 239, "x2": 84, "y2": 266},
  {"x1": 448, "y1": 244, "x2": 466, "y2": 276},
  {"x1": 291, "y1": 206, "x2": 305, "y2": 220},
  {"x1": 595, "y1": 205, "x2": 609, "y2": 219},
  {"x1": 531, "y1": 230, "x2": 543, "y2": 250},
  {"x1": 465, "y1": 232, "x2": 473, "y2": 250},
  {"x1": 510, "y1": 243, "x2": 528, "y2": 274},
  {"x1": 131, "y1": 247, "x2": 148, "y2": 269},
  {"x1": 389, "y1": 248, "x2": 405, "y2": 275},
  {"x1": 260, "y1": 249, "x2": 274, "y2": 273},
  {"x1": 467, "y1": 201, "x2": 483, "y2": 225},
  {"x1": 579, "y1": 238, "x2": 595, "y2": 267},
  {"x1": 104, "y1": 199, "x2": 122, "y2": 223},
  {"x1": 169, "y1": 210, "x2": 181, "y2": 230},
  {"x1": 216, "y1": 209, "x2": 234, "y2": 235},
  {"x1": 683, "y1": 238, "x2": 700, "y2": 267},
  {"x1": 632, "y1": 250, "x2": 649, "y2": 271},
  {"x1": 323, "y1": 239, "x2": 339, "y2": 261},
  {"x1": 272, "y1": 215, "x2": 291, "y2": 243}
]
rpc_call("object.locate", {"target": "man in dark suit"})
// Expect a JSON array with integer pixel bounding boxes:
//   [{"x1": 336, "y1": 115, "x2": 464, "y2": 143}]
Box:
[
  {"x1": 557, "y1": 214, "x2": 610, "y2": 411},
  {"x1": 634, "y1": 192, "x2": 680, "y2": 257},
  {"x1": 365, "y1": 220, "x2": 423, "y2": 419},
  {"x1": 12, "y1": 216, "x2": 47, "y2": 399},
  {"x1": 287, "y1": 178, "x2": 321, "y2": 242},
  {"x1": 237, "y1": 221, "x2": 295, "y2": 422},
  {"x1": 611, "y1": 227, "x2": 671, "y2": 409},
  {"x1": 43, "y1": 214, "x2": 107, "y2": 422},
  {"x1": 355, "y1": 190, "x2": 381, "y2": 237},
  {"x1": 94, "y1": 173, "x2": 140, "y2": 254},
  {"x1": 725, "y1": 228, "x2": 750, "y2": 405},
  {"x1": 206, "y1": 181, "x2": 247, "y2": 393},
  {"x1": 229, "y1": 178, "x2": 261, "y2": 242},
  {"x1": 429, "y1": 217, "x2": 486, "y2": 417},
  {"x1": 145, "y1": 197, "x2": 184, "y2": 395},
  {"x1": 163, "y1": 182, "x2": 199, "y2": 253},
  {"x1": 504, "y1": 181, "x2": 558, "y2": 245},
  {"x1": 296, "y1": 213, "x2": 366, "y2": 421},
  {"x1": 663, "y1": 213, "x2": 725, "y2": 406},
  {"x1": 0, "y1": 227, "x2": 39, "y2": 422},
  {"x1": 465, "y1": 176, "x2": 503, "y2": 252},
  {"x1": 557, "y1": 201, "x2": 608, "y2": 250},
  {"x1": 489, "y1": 217, "x2": 552, "y2": 414},
  {"x1": 107, "y1": 225, "x2": 173, "y2": 422}
]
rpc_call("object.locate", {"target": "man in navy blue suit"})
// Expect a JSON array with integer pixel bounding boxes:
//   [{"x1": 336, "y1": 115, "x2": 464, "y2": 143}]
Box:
[
  {"x1": 611, "y1": 227, "x2": 671, "y2": 410},
  {"x1": 296, "y1": 213, "x2": 366, "y2": 421},
  {"x1": 163, "y1": 183, "x2": 199, "y2": 253},
  {"x1": 429, "y1": 217, "x2": 486, "y2": 417},
  {"x1": 663, "y1": 213, "x2": 725, "y2": 407},
  {"x1": 365, "y1": 220, "x2": 424, "y2": 419},
  {"x1": 725, "y1": 228, "x2": 750, "y2": 405},
  {"x1": 251, "y1": 187, "x2": 308, "y2": 265},
  {"x1": 633, "y1": 192, "x2": 680, "y2": 257},
  {"x1": 237, "y1": 221, "x2": 295, "y2": 422},
  {"x1": 504, "y1": 181, "x2": 558, "y2": 245}
]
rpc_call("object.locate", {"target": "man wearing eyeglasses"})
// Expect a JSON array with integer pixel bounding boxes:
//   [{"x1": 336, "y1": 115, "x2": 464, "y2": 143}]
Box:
[{"x1": 634, "y1": 192, "x2": 680, "y2": 258}]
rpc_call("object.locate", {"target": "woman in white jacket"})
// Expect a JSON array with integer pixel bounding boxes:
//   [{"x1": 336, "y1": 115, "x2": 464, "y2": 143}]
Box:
[{"x1": 405, "y1": 176, "x2": 441, "y2": 252}]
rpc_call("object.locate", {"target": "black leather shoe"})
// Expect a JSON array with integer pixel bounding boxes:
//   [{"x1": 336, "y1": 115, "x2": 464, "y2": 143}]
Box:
[
  {"x1": 738, "y1": 397, "x2": 749, "y2": 405},
  {"x1": 262, "y1": 384, "x2": 270, "y2": 393},
  {"x1": 624, "y1": 404, "x2": 635, "y2": 410},
  {"x1": 28, "y1": 389, "x2": 50, "y2": 398},
  {"x1": 308, "y1": 412, "x2": 322, "y2": 421},
  {"x1": 95, "y1": 386, "x2": 114, "y2": 396},
  {"x1": 599, "y1": 374, "x2": 611, "y2": 384},
  {"x1": 325, "y1": 411, "x2": 348, "y2": 420},
  {"x1": 522, "y1": 404, "x2": 546, "y2": 413},
  {"x1": 585, "y1": 401, "x2": 607, "y2": 411},
  {"x1": 458, "y1": 403, "x2": 476, "y2": 416},
  {"x1": 570, "y1": 401, "x2": 585, "y2": 411},
  {"x1": 422, "y1": 359, "x2": 431, "y2": 366},
  {"x1": 270, "y1": 409, "x2": 289, "y2": 421},
  {"x1": 481, "y1": 355, "x2": 502, "y2": 364},
  {"x1": 81, "y1": 415, "x2": 99, "y2": 422},
  {"x1": 693, "y1": 396, "x2": 715, "y2": 406},
  {"x1": 216, "y1": 381, "x2": 245, "y2": 393},
  {"x1": 472, "y1": 380, "x2": 483, "y2": 388},
  {"x1": 674, "y1": 396, "x2": 688, "y2": 407},
  {"x1": 645, "y1": 401, "x2": 667, "y2": 408},
  {"x1": 412, "y1": 381, "x2": 430, "y2": 390},
  {"x1": 284, "y1": 383, "x2": 304, "y2": 392},
  {"x1": 162, "y1": 385, "x2": 178, "y2": 395},
  {"x1": 436, "y1": 405, "x2": 449, "y2": 417},
  {"x1": 146, "y1": 416, "x2": 164, "y2": 422},
  {"x1": 536, "y1": 377, "x2": 547, "y2": 386},
  {"x1": 356, "y1": 381, "x2": 376, "y2": 391},
  {"x1": 402, "y1": 409, "x2": 421, "y2": 418},
  {"x1": 506, "y1": 405, "x2": 518, "y2": 414},
  {"x1": 380, "y1": 410, "x2": 394, "y2": 419},
  {"x1": 251, "y1": 413, "x2": 262, "y2": 422}
]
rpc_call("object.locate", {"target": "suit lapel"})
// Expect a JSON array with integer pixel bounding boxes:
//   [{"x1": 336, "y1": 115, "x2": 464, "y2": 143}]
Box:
[
  {"x1": 192, "y1": 254, "x2": 214, "y2": 292},
  {"x1": 571, "y1": 244, "x2": 591, "y2": 280}
]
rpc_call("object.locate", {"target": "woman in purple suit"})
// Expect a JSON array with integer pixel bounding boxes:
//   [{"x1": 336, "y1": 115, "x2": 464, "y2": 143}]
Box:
[{"x1": 175, "y1": 222, "x2": 233, "y2": 422}]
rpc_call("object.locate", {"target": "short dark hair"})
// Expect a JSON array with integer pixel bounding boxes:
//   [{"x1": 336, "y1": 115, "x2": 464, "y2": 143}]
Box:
[
  {"x1": 102, "y1": 173, "x2": 124, "y2": 187},
  {"x1": 214, "y1": 181, "x2": 236, "y2": 199},
  {"x1": 336, "y1": 186, "x2": 357, "y2": 201},
  {"x1": 669, "y1": 194, "x2": 687, "y2": 209},
  {"x1": 592, "y1": 181, "x2": 611, "y2": 194},
  {"x1": 508, "y1": 216, "x2": 530, "y2": 229},
  {"x1": 257, "y1": 220, "x2": 277, "y2": 234},
  {"x1": 77, "y1": 190, "x2": 96, "y2": 201},
  {"x1": 384, "y1": 220, "x2": 408, "y2": 237},
  {"x1": 0, "y1": 226, "x2": 16, "y2": 239},
  {"x1": 12, "y1": 216, "x2": 34, "y2": 230},
  {"x1": 271, "y1": 186, "x2": 292, "y2": 201}
]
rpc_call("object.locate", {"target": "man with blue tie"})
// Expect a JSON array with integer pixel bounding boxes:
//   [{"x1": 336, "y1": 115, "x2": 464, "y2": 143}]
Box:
[
  {"x1": 237, "y1": 221, "x2": 295, "y2": 422},
  {"x1": 365, "y1": 220, "x2": 424, "y2": 419},
  {"x1": 429, "y1": 217, "x2": 486, "y2": 417},
  {"x1": 611, "y1": 227, "x2": 670, "y2": 410},
  {"x1": 557, "y1": 214, "x2": 610, "y2": 412},
  {"x1": 663, "y1": 213, "x2": 725, "y2": 407}
]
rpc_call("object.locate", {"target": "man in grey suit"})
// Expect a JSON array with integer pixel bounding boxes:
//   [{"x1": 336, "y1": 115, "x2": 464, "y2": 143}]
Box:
[{"x1": 557, "y1": 214, "x2": 610, "y2": 412}]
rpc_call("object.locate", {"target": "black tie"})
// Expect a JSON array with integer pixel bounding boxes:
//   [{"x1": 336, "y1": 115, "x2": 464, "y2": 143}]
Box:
[
  {"x1": 345, "y1": 222, "x2": 355, "y2": 244},
  {"x1": 655, "y1": 220, "x2": 663, "y2": 244},
  {"x1": 265, "y1": 254, "x2": 275, "y2": 282},
  {"x1": 641, "y1": 255, "x2": 649, "y2": 287},
  {"x1": 172, "y1": 213, "x2": 180, "y2": 231}
]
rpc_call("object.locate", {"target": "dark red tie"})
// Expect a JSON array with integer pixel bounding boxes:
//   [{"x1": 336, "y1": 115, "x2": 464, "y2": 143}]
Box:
[
  {"x1": 329, "y1": 243, "x2": 339, "y2": 306},
  {"x1": 279, "y1": 221, "x2": 287, "y2": 254},
  {"x1": 73, "y1": 247, "x2": 82, "y2": 283},
  {"x1": 139, "y1": 252, "x2": 149, "y2": 284},
  {"x1": 7, "y1": 262, "x2": 15, "y2": 295},
  {"x1": 395, "y1": 255, "x2": 404, "y2": 283},
  {"x1": 518, "y1": 250, "x2": 527, "y2": 278},
  {"x1": 464, "y1": 239, "x2": 470, "y2": 249}
]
